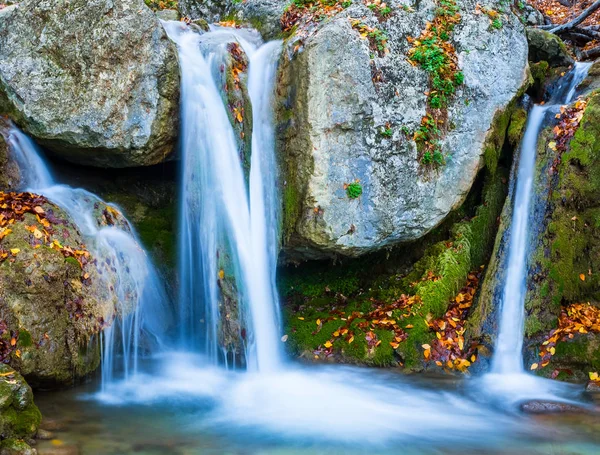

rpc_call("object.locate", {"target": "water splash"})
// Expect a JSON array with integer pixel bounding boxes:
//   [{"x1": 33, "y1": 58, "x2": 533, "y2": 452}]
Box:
[
  {"x1": 491, "y1": 62, "x2": 592, "y2": 375},
  {"x1": 1, "y1": 123, "x2": 171, "y2": 388},
  {"x1": 164, "y1": 22, "x2": 282, "y2": 371}
]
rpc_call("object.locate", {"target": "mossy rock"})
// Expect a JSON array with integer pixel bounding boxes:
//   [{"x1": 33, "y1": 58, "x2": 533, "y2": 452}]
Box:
[
  {"x1": 0, "y1": 364, "x2": 41, "y2": 443},
  {"x1": 0, "y1": 133, "x2": 20, "y2": 191},
  {"x1": 0, "y1": 195, "x2": 118, "y2": 388},
  {"x1": 520, "y1": 92, "x2": 600, "y2": 376},
  {"x1": 525, "y1": 28, "x2": 573, "y2": 67}
]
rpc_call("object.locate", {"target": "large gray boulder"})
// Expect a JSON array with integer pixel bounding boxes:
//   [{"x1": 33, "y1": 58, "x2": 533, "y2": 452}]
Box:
[
  {"x1": 277, "y1": 0, "x2": 529, "y2": 259},
  {"x1": 0, "y1": 0, "x2": 180, "y2": 168}
]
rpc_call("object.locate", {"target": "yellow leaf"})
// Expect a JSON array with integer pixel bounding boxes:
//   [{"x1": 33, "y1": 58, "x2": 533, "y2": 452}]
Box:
[
  {"x1": 218, "y1": 269, "x2": 225, "y2": 280},
  {"x1": 580, "y1": 273, "x2": 586, "y2": 281},
  {"x1": 530, "y1": 363, "x2": 539, "y2": 370},
  {"x1": 471, "y1": 354, "x2": 476, "y2": 362},
  {"x1": 549, "y1": 347, "x2": 556, "y2": 355},
  {"x1": 14, "y1": 349, "x2": 21, "y2": 358},
  {"x1": 51, "y1": 440, "x2": 63, "y2": 446},
  {"x1": 10, "y1": 248, "x2": 20, "y2": 255},
  {"x1": 548, "y1": 141, "x2": 557, "y2": 151},
  {"x1": 297, "y1": 317, "x2": 305, "y2": 320},
  {"x1": 589, "y1": 372, "x2": 599, "y2": 381},
  {"x1": 333, "y1": 331, "x2": 340, "y2": 337},
  {"x1": 324, "y1": 341, "x2": 333, "y2": 348},
  {"x1": 348, "y1": 335, "x2": 354, "y2": 344},
  {"x1": 316, "y1": 319, "x2": 321, "y2": 326}
]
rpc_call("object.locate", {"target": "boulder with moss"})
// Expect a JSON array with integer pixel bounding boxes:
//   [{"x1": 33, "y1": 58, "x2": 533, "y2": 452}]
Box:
[
  {"x1": 274, "y1": 0, "x2": 528, "y2": 259},
  {"x1": 526, "y1": 28, "x2": 574, "y2": 67},
  {"x1": 0, "y1": 193, "x2": 121, "y2": 388},
  {"x1": 280, "y1": 98, "x2": 526, "y2": 370},
  {"x1": 0, "y1": 364, "x2": 41, "y2": 451},
  {"x1": 0, "y1": 0, "x2": 180, "y2": 168}
]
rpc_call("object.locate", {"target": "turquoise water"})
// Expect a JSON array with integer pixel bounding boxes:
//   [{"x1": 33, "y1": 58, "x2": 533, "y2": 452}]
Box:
[{"x1": 34, "y1": 365, "x2": 600, "y2": 455}]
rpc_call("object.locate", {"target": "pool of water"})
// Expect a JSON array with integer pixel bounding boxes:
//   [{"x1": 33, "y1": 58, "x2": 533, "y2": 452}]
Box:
[{"x1": 33, "y1": 354, "x2": 600, "y2": 455}]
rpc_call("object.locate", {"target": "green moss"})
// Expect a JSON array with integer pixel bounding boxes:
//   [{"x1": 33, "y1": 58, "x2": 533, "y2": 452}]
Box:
[
  {"x1": 507, "y1": 108, "x2": 527, "y2": 147},
  {"x1": 103, "y1": 193, "x2": 176, "y2": 269},
  {"x1": 17, "y1": 330, "x2": 32, "y2": 348},
  {"x1": 483, "y1": 102, "x2": 517, "y2": 175},
  {"x1": 397, "y1": 170, "x2": 508, "y2": 369}
]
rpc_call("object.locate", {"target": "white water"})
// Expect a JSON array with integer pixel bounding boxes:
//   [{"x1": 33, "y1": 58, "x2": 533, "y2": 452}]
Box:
[
  {"x1": 165, "y1": 22, "x2": 282, "y2": 371},
  {"x1": 491, "y1": 62, "x2": 593, "y2": 375},
  {"x1": 1, "y1": 125, "x2": 171, "y2": 388}
]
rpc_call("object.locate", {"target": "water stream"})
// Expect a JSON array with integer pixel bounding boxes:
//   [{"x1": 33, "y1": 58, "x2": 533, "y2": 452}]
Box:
[{"x1": 166, "y1": 23, "x2": 282, "y2": 370}]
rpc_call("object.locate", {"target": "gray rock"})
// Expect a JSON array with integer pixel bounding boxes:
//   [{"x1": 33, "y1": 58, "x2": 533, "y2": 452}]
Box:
[
  {"x1": 0, "y1": 439, "x2": 37, "y2": 455},
  {"x1": 521, "y1": 400, "x2": 589, "y2": 414},
  {"x1": 35, "y1": 429, "x2": 54, "y2": 441},
  {"x1": 522, "y1": 5, "x2": 544, "y2": 26},
  {"x1": 156, "y1": 9, "x2": 181, "y2": 22},
  {"x1": 526, "y1": 27, "x2": 574, "y2": 67},
  {"x1": 179, "y1": 0, "x2": 287, "y2": 39},
  {"x1": 0, "y1": 0, "x2": 180, "y2": 168},
  {"x1": 277, "y1": 0, "x2": 529, "y2": 259},
  {"x1": 0, "y1": 196, "x2": 123, "y2": 387}
]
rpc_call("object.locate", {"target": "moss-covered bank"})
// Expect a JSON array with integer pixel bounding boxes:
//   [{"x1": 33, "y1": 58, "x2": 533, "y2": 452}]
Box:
[{"x1": 522, "y1": 92, "x2": 600, "y2": 379}]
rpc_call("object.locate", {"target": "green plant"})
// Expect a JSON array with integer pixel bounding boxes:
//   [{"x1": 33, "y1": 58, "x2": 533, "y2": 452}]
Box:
[
  {"x1": 346, "y1": 182, "x2": 363, "y2": 199},
  {"x1": 492, "y1": 18, "x2": 503, "y2": 29},
  {"x1": 381, "y1": 126, "x2": 393, "y2": 138}
]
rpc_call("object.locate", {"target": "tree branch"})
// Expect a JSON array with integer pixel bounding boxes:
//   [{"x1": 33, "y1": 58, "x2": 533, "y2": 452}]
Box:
[
  {"x1": 582, "y1": 45, "x2": 600, "y2": 60},
  {"x1": 549, "y1": 0, "x2": 600, "y2": 34}
]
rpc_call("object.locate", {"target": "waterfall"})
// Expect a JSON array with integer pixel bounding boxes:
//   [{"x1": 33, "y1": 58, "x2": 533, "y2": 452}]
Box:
[
  {"x1": 1, "y1": 124, "x2": 172, "y2": 388},
  {"x1": 491, "y1": 62, "x2": 593, "y2": 375},
  {"x1": 164, "y1": 22, "x2": 282, "y2": 371}
]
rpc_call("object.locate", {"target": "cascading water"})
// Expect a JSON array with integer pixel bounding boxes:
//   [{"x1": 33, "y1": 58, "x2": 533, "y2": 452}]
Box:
[
  {"x1": 1, "y1": 124, "x2": 172, "y2": 389},
  {"x1": 164, "y1": 22, "x2": 282, "y2": 371},
  {"x1": 28, "y1": 21, "x2": 595, "y2": 450},
  {"x1": 491, "y1": 62, "x2": 593, "y2": 376}
]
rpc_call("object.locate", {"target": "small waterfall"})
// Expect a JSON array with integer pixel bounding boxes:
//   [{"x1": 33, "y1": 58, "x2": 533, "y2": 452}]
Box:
[
  {"x1": 1, "y1": 124, "x2": 171, "y2": 388},
  {"x1": 164, "y1": 22, "x2": 282, "y2": 372},
  {"x1": 491, "y1": 62, "x2": 592, "y2": 375}
]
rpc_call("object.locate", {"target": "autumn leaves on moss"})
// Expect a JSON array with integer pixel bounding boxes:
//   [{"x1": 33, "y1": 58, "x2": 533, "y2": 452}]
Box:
[
  {"x1": 408, "y1": 0, "x2": 464, "y2": 167},
  {"x1": 0, "y1": 192, "x2": 90, "y2": 269}
]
